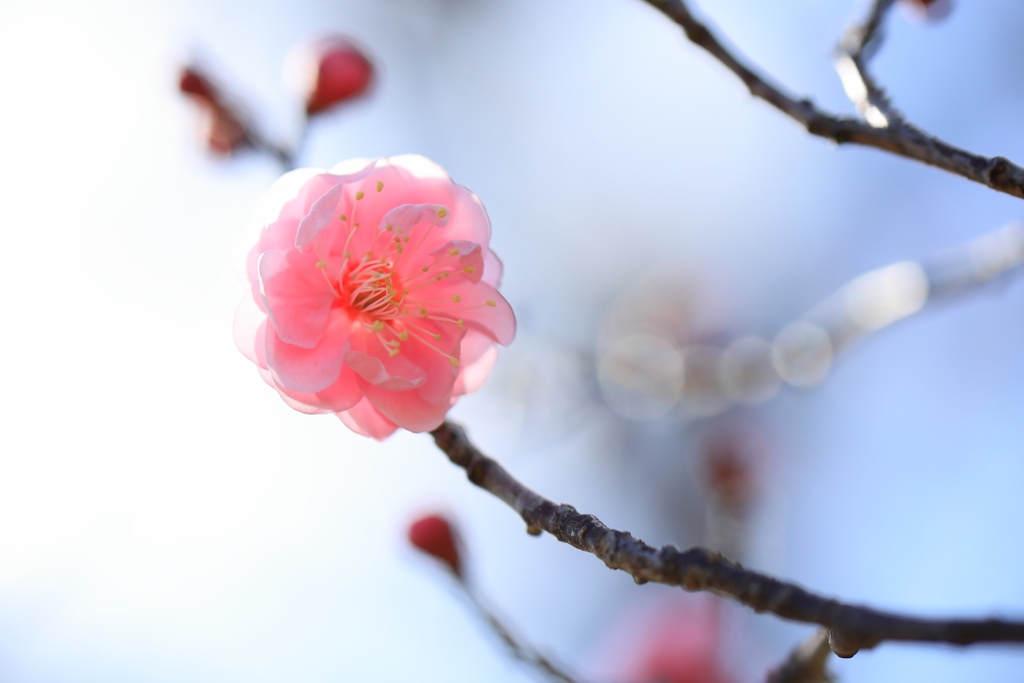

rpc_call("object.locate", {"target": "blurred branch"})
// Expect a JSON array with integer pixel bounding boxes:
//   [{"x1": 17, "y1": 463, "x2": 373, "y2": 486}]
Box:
[
  {"x1": 462, "y1": 583, "x2": 590, "y2": 683},
  {"x1": 245, "y1": 128, "x2": 298, "y2": 173},
  {"x1": 766, "y1": 629, "x2": 833, "y2": 683},
  {"x1": 178, "y1": 62, "x2": 297, "y2": 172},
  {"x1": 431, "y1": 421, "x2": 1024, "y2": 658},
  {"x1": 799, "y1": 222, "x2": 1024, "y2": 359},
  {"x1": 597, "y1": 223, "x2": 1024, "y2": 414},
  {"x1": 640, "y1": 0, "x2": 1024, "y2": 200}
]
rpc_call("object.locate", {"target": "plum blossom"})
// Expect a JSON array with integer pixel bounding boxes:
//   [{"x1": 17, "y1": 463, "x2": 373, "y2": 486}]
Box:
[{"x1": 235, "y1": 156, "x2": 515, "y2": 439}]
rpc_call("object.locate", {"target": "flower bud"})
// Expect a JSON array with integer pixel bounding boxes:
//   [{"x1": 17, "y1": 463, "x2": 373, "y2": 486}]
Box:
[
  {"x1": 178, "y1": 65, "x2": 218, "y2": 105},
  {"x1": 899, "y1": 0, "x2": 952, "y2": 21},
  {"x1": 408, "y1": 514, "x2": 462, "y2": 577},
  {"x1": 287, "y1": 36, "x2": 373, "y2": 116},
  {"x1": 700, "y1": 425, "x2": 762, "y2": 509},
  {"x1": 200, "y1": 105, "x2": 249, "y2": 156}
]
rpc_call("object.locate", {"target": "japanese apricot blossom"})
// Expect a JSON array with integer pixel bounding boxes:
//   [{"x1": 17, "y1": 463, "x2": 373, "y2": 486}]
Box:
[{"x1": 235, "y1": 156, "x2": 515, "y2": 439}]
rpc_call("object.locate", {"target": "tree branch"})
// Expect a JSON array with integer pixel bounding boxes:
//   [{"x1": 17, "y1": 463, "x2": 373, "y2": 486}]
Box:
[
  {"x1": 640, "y1": 0, "x2": 1024, "y2": 200},
  {"x1": 601, "y1": 223, "x2": 1024, "y2": 410},
  {"x1": 431, "y1": 421, "x2": 1024, "y2": 658},
  {"x1": 766, "y1": 629, "x2": 833, "y2": 683},
  {"x1": 836, "y1": 0, "x2": 902, "y2": 127},
  {"x1": 462, "y1": 583, "x2": 589, "y2": 683}
]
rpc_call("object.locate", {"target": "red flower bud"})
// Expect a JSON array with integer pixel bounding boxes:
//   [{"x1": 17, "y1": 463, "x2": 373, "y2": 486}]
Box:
[
  {"x1": 178, "y1": 66, "x2": 218, "y2": 105},
  {"x1": 408, "y1": 514, "x2": 461, "y2": 577},
  {"x1": 200, "y1": 105, "x2": 249, "y2": 156},
  {"x1": 899, "y1": 0, "x2": 952, "y2": 21},
  {"x1": 287, "y1": 36, "x2": 374, "y2": 116},
  {"x1": 699, "y1": 424, "x2": 764, "y2": 509}
]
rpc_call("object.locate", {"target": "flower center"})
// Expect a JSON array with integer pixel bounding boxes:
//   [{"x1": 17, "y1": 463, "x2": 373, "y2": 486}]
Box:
[{"x1": 344, "y1": 258, "x2": 405, "y2": 320}]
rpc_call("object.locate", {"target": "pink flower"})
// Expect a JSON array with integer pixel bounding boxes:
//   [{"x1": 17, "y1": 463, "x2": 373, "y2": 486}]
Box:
[{"x1": 235, "y1": 156, "x2": 516, "y2": 439}]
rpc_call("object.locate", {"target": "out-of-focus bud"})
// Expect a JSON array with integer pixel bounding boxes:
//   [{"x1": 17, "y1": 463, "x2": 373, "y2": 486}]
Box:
[
  {"x1": 177, "y1": 62, "x2": 254, "y2": 158},
  {"x1": 702, "y1": 428, "x2": 759, "y2": 509},
  {"x1": 408, "y1": 514, "x2": 462, "y2": 577},
  {"x1": 201, "y1": 105, "x2": 249, "y2": 156},
  {"x1": 287, "y1": 36, "x2": 374, "y2": 116},
  {"x1": 178, "y1": 65, "x2": 218, "y2": 105},
  {"x1": 899, "y1": 0, "x2": 952, "y2": 22}
]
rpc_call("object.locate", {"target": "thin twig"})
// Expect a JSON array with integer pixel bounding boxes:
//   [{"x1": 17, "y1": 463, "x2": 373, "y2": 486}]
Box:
[
  {"x1": 463, "y1": 583, "x2": 590, "y2": 683},
  {"x1": 836, "y1": 0, "x2": 901, "y2": 127},
  {"x1": 640, "y1": 0, "x2": 1024, "y2": 199},
  {"x1": 766, "y1": 629, "x2": 833, "y2": 683},
  {"x1": 430, "y1": 421, "x2": 1024, "y2": 658}
]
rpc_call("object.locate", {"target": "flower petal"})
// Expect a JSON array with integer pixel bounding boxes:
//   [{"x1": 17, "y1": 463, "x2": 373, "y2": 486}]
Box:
[
  {"x1": 358, "y1": 378, "x2": 450, "y2": 433},
  {"x1": 338, "y1": 397, "x2": 400, "y2": 440},
  {"x1": 258, "y1": 249, "x2": 336, "y2": 348},
  {"x1": 266, "y1": 312, "x2": 352, "y2": 393},
  {"x1": 295, "y1": 179, "x2": 347, "y2": 251},
  {"x1": 343, "y1": 348, "x2": 425, "y2": 390},
  {"x1": 453, "y1": 330, "x2": 500, "y2": 396},
  {"x1": 273, "y1": 364, "x2": 363, "y2": 413},
  {"x1": 353, "y1": 318, "x2": 465, "y2": 431},
  {"x1": 426, "y1": 240, "x2": 483, "y2": 283},
  {"x1": 421, "y1": 281, "x2": 516, "y2": 346},
  {"x1": 234, "y1": 295, "x2": 267, "y2": 365}
]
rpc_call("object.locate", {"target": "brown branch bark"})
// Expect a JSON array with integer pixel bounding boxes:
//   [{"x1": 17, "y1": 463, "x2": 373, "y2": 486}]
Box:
[
  {"x1": 766, "y1": 629, "x2": 833, "y2": 683},
  {"x1": 836, "y1": 0, "x2": 902, "y2": 127},
  {"x1": 431, "y1": 421, "x2": 1024, "y2": 658},
  {"x1": 462, "y1": 583, "x2": 589, "y2": 683},
  {"x1": 640, "y1": 0, "x2": 1024, "y2": 200}
]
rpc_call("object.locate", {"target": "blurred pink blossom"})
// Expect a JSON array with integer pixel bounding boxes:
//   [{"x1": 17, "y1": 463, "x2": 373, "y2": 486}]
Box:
[
  {"x1": 235, "y1": 156, "x2": 515, "y2": 439},
  {"x1": 599, "y1": 597, "x2": 733, "y2": 683}
]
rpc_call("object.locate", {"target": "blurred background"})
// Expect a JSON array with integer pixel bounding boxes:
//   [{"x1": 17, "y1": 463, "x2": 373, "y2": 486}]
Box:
[{"x1": 2, "y1": 0, "x2": 1024, "y2": 680}]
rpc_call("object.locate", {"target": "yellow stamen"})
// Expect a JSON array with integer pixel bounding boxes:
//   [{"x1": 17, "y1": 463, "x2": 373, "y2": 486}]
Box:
[
  {"x1": 376, "y1": 181, "x2": 384, "y2": 192},
  {"x1": 485, "y1": 299, "x2": 496, "y2": 307},
  {"x1": 355, "y1": 191, "x2": 364, "y2": 200}
]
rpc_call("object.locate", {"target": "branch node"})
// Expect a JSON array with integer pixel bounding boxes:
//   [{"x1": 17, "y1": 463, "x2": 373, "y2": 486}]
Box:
[{"x1": 823, "y1": 630, "x2": 856, "y2": 655}]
